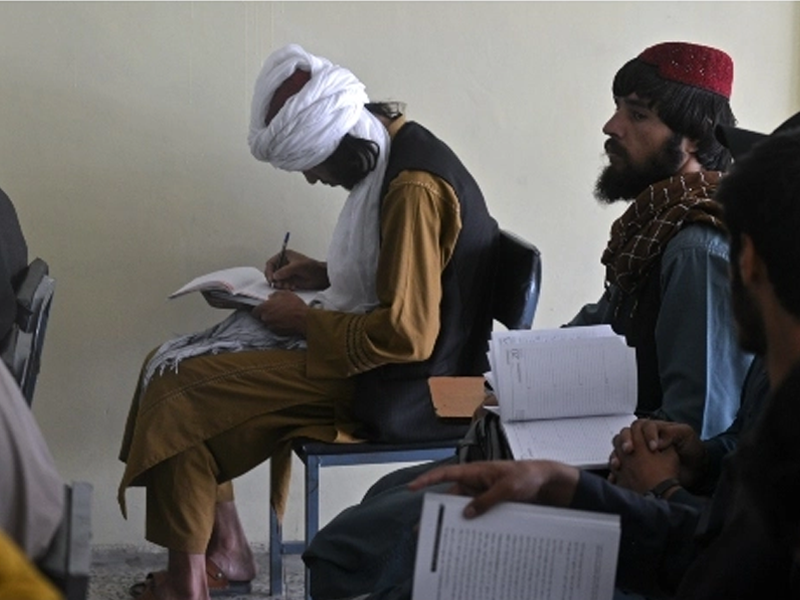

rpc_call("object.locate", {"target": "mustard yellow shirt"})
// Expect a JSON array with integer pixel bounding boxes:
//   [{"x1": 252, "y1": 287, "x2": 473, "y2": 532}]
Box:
[{"x1": 306, "y1": 117, "x2": 462, "y2": 378}]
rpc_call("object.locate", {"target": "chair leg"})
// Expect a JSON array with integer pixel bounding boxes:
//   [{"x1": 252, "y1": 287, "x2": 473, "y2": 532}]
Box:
[
  {"x1": 304, "y1": 455, "x2": 321, "y2": 600},
  {"x1": 269, "y1": 492, "x2": 283, "y2": 596}
]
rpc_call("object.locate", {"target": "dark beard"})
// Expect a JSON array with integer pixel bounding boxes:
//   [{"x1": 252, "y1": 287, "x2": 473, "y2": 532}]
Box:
[
  {"x1": 731, "y1": 264, "x2": 767, "y2": 355},
  {"x1": 594, "y1": 133, "x2": 686, "y2": 204}
]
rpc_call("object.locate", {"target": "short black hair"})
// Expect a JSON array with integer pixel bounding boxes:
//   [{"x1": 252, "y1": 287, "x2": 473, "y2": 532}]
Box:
[
  {"x1": 613, "y1": 58, "x2": 737, "y2": 172},
  {"x1": 716, "y1": 128, "x2": 800, "y2": 319}
]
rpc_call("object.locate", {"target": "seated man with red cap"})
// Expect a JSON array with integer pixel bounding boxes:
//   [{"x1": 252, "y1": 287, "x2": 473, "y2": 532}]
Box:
[
  {"x1": 118, "y1": 43, "x2": 498, "y2": 600},
  {"x1": 304, "y1": 40, "x2": 754, "y2": 600},
  {"x1": 572, "y1": 39, "x2": 751, "y2": 439},
  {"x1": 410, "y1": 110, "x2": 800, "y2": 600}
]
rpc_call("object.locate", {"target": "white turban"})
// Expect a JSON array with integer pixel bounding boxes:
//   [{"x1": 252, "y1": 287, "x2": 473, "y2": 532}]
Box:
[
  {"x1": 247, "y1": 44, "x2": 389, "y2": 314},
  {"x1": 249, "y1": 44, "x2": 367, "y2": 170}
]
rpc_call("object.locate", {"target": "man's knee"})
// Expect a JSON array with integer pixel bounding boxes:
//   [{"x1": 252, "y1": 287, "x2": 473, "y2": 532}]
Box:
[
  {"x1": 364, "y1": 457, "x2": 456, "y2": 500},
  {"x1": 305, "y1": 477, "x2": 454, "y2": 599}
]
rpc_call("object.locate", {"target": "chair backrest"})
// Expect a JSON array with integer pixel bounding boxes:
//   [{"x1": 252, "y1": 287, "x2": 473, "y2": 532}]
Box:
[
  {"x1": 0, "y1": 257, "x2": 55, "y2": 406},
  {"x1": 491, "y1": 229, "x2": 542, "y2": 330}
]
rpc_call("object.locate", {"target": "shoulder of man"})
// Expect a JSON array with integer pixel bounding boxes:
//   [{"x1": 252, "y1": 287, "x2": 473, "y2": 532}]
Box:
[{"x1": 662, "y1": 224, "x2": 729, "y2": 262}]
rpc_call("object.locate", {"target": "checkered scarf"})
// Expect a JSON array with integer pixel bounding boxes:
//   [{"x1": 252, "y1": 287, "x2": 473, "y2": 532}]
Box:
[{"x1": 602, "y1": 171, "x2": 726, "y2": 294}]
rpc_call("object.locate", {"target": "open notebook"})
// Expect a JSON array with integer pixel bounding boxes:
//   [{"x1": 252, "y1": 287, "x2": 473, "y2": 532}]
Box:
[
  {"x1": 487, "y1": 324, "x2": 637, "y2": 468},
  {"x1": 169, "y1": 266, "x2": 318, "y2": 309}
]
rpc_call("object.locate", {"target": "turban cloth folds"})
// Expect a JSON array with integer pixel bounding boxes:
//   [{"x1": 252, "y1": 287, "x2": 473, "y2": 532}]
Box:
[{"x1": 248, "y1": 44, "x2": 388, "y2": 314}]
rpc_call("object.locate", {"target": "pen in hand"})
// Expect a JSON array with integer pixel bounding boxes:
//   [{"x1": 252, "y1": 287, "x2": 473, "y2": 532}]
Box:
[{"x1": 276, "y1": 231, "x2": 291, "y2": 270}]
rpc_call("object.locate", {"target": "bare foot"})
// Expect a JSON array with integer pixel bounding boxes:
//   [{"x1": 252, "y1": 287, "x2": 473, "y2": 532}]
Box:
[
  {"x1": 207, "y1": 501, "x2": 258, "y2": 582},
  {"x1": 206, "y1": 546, "x2": 257, "y2": 583},
  {"x1": 145, "y1": 570, "x2": 209, "y2": 600}
]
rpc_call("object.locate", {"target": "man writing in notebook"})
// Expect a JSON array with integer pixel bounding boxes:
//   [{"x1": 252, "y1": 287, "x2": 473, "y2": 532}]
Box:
[
  {"x1": 304, "y1": 41, "x2": 753, "y2": 599},
  {"x1": 413, "y1": 113, "x2": 800, "y2": 599},
  {"x1": 118, "y1": 43, "x2": 498, "y2": 600}
]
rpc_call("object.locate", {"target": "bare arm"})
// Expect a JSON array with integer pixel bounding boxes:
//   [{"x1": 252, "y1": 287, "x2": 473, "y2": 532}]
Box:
[{"x1": 408, "y1": 459, "x2": 580, "y2": 518}]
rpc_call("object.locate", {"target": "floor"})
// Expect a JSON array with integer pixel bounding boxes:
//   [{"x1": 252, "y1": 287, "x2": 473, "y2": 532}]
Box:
[{"x1": 88, "y1": 544, "x2": 306, "y2": 600}]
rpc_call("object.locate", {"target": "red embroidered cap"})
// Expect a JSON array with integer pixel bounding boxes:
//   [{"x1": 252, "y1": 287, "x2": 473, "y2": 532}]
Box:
[{"x1": 638, "y1": 42, "x2": 733, "y2": 99}]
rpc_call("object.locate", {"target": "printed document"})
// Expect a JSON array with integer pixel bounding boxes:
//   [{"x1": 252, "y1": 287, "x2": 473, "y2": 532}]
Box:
[{"x1": 412, "y1": 492, "x2": 620, "y2": 600}]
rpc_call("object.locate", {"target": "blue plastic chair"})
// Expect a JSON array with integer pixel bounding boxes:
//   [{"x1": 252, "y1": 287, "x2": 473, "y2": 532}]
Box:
[{"x1": 268, "y1": 229, "x2": 542, "y2": 597}]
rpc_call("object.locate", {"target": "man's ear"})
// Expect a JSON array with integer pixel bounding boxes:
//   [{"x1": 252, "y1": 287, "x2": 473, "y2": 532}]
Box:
[
  {"x1": 683, "y1": 137, "x2": 700, "y2": 155},
  {"x1": 738, "y1": 234, "x2": 764, "y2": 286}
]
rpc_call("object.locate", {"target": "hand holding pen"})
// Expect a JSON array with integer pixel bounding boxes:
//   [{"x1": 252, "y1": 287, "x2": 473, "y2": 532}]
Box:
[
  {"x1": 265, "y1": 232, "x2": 330, "y2": 291},
  {"x1": 276, "y1": 231, "x2": 290, "y2": 270},
  {"x1": 266, "y1": 231, "x2": 291, "y2": 287}
]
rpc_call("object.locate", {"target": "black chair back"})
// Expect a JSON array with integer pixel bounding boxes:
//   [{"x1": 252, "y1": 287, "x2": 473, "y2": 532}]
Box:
[
  {"x1": 492, "y1": 229, "x2": 542, "y2": 330},
  {"x1": 268, "y1": 228, "x2": 543, "y2": 598},
  {"x1": 0, "y1": 257, "x2": 55, "y2": 405}
]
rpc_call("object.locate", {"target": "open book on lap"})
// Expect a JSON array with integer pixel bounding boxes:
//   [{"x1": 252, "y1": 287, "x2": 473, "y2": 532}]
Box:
[
  {"x1": 500, "y1": 413, "x2": 637, "y2": 469},
  {"x1": 169, "y1": 266, "x2": 319, "y2": 310},
  {"x1": 488, "y1": 324, "x2": 637, "y2": 469},
  {"x1": 413, "y1": 492, "x2": 620, "y2": 600}
]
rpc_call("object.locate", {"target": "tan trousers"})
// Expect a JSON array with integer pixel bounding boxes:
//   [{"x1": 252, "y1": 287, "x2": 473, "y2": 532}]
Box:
[{"x1": 119, "y1": 349, "x2": 357, "y2": 553}]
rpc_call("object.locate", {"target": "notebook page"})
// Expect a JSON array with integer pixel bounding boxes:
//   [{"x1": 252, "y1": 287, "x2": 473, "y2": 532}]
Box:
[
  {"x1": 490, "y1": 326, "x2": 636, "y2": 422},
  {"x1": 170, "y1": 266, "x2": 266, "y2": 297},
  {"x1": 500, "y1": 413, "x2": 637, "y2": 468}
]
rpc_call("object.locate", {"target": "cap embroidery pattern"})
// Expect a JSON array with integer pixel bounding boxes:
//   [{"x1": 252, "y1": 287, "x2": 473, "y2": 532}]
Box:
[{"x1": 639, "y1": 42, "x2": 733, "y2": 99}]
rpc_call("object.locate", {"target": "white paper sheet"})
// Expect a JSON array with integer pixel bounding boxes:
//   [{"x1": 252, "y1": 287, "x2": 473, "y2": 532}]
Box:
[
  {"x1": 500, "y1": 413, "x2": 637, "y2": 468},
  {"x1": 413, "y1": 493, "x2": 620, "y2": 600},
  {"x1": 489, "y1": 325, "x2": 636, "y2": 423}
]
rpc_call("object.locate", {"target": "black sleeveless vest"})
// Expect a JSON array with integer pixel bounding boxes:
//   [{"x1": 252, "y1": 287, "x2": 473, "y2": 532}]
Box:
[
  {"x1": 352, "y1": 122, "x2": 499, "y2": 442},
  {"x1": 606, "y1": 263, "x2": 663, "y2": 416}
]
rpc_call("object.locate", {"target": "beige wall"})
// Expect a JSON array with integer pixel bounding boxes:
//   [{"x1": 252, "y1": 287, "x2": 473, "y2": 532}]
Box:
[{"x1": 0, "y1": 1, "x2": 797, "y2": 547}]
